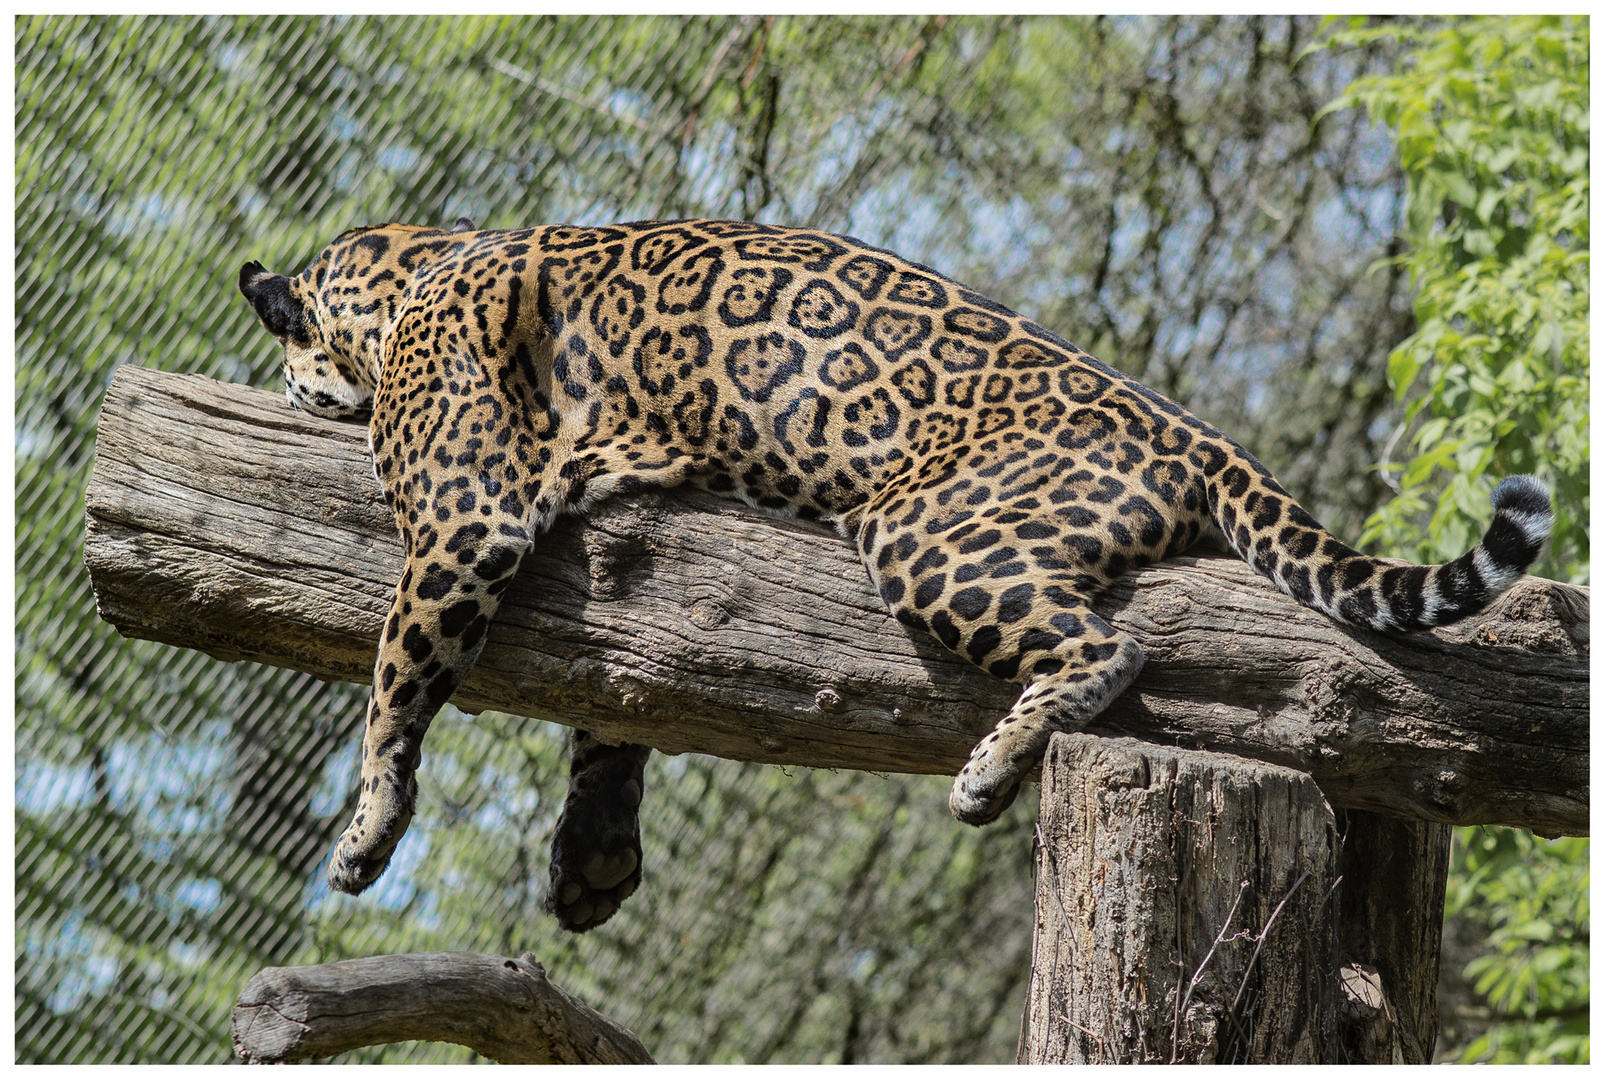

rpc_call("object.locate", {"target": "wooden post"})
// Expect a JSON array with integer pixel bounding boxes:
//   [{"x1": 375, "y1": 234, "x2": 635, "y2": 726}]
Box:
[
  {"x1": 1333, "y1": 811, "x2": 1452, "y2": 1063},
  {"x1": 1020, "y1": 735, "x2": 1464, "y2": 1064},
  {"x1": 1021, "y1": 734, "x2": 1341, "y2": 1064}
]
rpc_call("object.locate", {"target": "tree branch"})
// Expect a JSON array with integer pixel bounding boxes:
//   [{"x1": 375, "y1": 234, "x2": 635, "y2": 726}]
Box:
[
  {"x1": 84, "y1": 366, "x2": 1589, "y2": 835},
  {"x1": 230, "y1": 951, "x2": 654, "y2": 1063}
]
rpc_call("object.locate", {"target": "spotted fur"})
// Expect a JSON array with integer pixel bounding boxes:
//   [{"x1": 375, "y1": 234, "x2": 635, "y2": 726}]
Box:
[{"x1": 240, "y1": 218, "x2": 1552, "y2": 930}]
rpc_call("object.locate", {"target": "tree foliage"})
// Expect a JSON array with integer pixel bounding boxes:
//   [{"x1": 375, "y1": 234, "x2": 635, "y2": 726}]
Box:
[
  {"x1": 1321, "y1": 15, "x2": 1589, "y2": 584},
  {"x1": 1317, "y1": 16, "x2": 1589, "y2": 1065},
  {"x1": 1441, "y1": 830, "x2": 1590, "y2": 1063}
]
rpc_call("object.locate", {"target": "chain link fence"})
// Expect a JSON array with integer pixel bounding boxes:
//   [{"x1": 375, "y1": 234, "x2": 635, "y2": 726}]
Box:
[{"x1": 18, "y1": 14, "x2": 1415, "y2": 1062}]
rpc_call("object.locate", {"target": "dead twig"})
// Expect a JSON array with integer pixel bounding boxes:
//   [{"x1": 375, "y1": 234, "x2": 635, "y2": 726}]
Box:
[{"x1": 1171, "y1": 878, "x2": 1251, "y2": 1063}]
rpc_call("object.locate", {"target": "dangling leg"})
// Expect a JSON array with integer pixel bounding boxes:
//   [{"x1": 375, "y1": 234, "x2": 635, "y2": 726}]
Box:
[
  {"x1": 545, "y1": 730, "x2": 651, "y2": 932},
  {"x1": 947, "y1": 599, "x2": 1143, "y2": 824},
  {"x1": 328, "y1": 368, "x2": 540, "y2": 894},
  {"x1": 327, "y1": 510, "x2": 532, "y2": 893},
  {"x1": 856, "y1": 488, "x2": 1145, "y2": 826}
]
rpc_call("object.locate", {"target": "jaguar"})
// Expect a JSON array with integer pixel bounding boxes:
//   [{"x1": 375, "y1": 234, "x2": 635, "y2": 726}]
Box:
[{"x1": 240, "y1": 217, "x2": 1552, "y2": 932}]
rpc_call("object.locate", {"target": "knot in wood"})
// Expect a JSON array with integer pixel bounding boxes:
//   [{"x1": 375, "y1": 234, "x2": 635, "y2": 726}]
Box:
[
  {"x1": 1337, "y1": 963, "x2": 1389, "y2": 1019},
  {"x1": 604, "y1": 665, "x2": 651, "y2": 712},
  {"x1": 1300, "y1": 670, "x2": 1359, "y2": 726},
  {"x1": 687, "y1": 597, "x2": 730, "y2": 630},
  {"x1": 508, "y1": 954, "x2": 546, "y2": 977},
  {"x1": 582, "y1": 531, "x2": 650, "y2": 601},
  {"x1": 1472, "y1": 580, "x2": 1590, "y2": 656},
  {"x1": 1411, "y1": 766, "x2": 1468, "y2": 812}
]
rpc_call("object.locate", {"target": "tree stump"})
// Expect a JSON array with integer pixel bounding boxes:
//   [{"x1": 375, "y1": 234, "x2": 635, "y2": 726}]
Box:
[
  {"x1": 1021, "y1": 734, "x2": 1341, "y2": 1063},
  {"x1": 1020, "y1": 735, "x2": 1462, "y2": 1063}
]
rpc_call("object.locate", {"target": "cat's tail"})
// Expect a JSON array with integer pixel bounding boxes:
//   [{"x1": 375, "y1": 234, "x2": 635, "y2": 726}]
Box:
[{"x1": 1211, "y1": 468, "x2": 1552, "y2": 632}]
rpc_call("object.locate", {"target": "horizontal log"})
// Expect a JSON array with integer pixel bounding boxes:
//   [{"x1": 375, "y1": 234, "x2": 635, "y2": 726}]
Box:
[
  {"x1": 231, "y1": 951, "x2": 654, "y2": 1063},
  {"x1": 84, "y1": 366, "x2": 1589, "y2": 834}
]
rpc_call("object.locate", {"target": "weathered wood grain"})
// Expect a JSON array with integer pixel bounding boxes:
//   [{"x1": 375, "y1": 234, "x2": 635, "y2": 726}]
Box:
[
  {"x1": 230, "y1": 951, "x2": 654, "y2": 1063},
  {"x1": 1333, "y1": 810, "x2": 1451, "y2": 1063},
  {"x1": 1020, "y1": 736, "x2": 1453, "y2": 1064},
  {"x1": 1020, "y1": 734, "x2": 1341, "y2": 1063},
  {"x1": 83, "y1": 365, "x2": 1589, "y2": 834}
]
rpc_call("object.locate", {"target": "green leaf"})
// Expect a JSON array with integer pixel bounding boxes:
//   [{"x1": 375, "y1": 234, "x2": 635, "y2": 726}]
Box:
[{"x1": 1387, "y1": 347, "x2": 1423, "y2": 398}]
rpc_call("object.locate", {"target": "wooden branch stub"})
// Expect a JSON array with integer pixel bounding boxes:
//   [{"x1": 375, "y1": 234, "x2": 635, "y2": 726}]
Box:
[
  {"x1": 230, "y1": 951, "x2": 654, "y2": 1064},
  {"x1": 1338, "y1": 963, "x2": 1406, "y2": 1065},
  {"x1": 84, "y1": 366, "x2": 1590, "y2": 834}
]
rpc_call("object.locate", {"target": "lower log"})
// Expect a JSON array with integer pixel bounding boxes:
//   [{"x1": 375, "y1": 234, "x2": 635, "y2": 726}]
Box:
[
  {"x1": 230, "y1": 951, "x2": 654, "y2": 1064},
  {"x1": 1020, "y1": 733, "x2": 1341, "y2": 1063},
  {"x1": 83, "y1": 366, "x2": 1589, "y2": 834}
]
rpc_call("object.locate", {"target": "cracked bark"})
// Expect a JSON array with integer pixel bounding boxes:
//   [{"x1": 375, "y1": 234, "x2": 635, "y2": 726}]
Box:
[{"x1": 1019, "y1": 734, "x2": 1445, "y2": 1064}]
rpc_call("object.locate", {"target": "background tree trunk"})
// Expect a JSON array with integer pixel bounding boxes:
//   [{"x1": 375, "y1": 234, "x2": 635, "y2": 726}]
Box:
[{"x1": 84, "y1": 366, "x2": 1589, "y2": 836}]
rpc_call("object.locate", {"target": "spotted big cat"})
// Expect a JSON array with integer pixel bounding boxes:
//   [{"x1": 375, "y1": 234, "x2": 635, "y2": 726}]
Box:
[{"x1": 240, "y1": 217, "x2": 1553, "y2": 931}]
